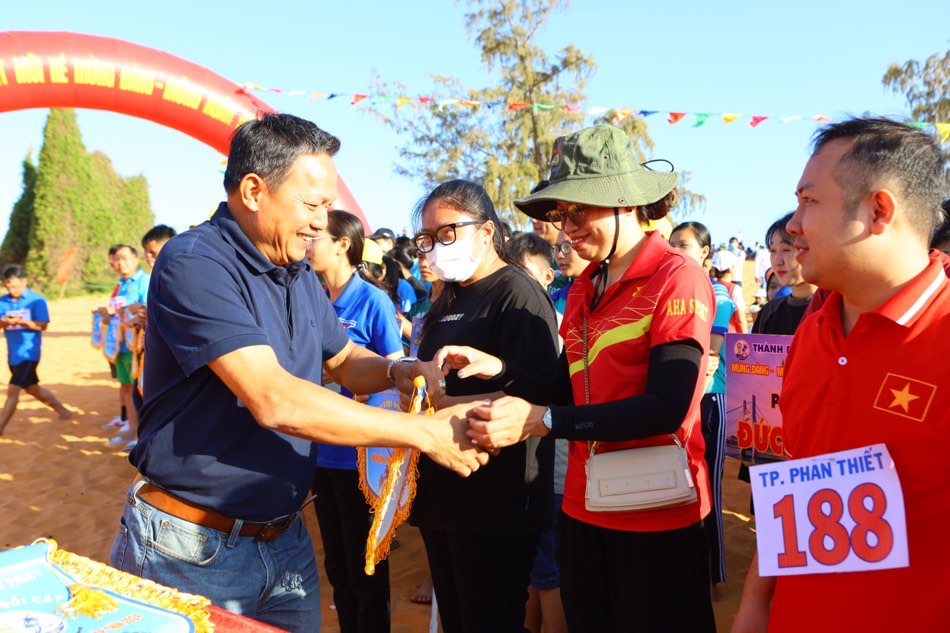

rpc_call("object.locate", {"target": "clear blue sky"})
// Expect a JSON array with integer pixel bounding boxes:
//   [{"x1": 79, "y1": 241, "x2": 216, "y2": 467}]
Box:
[{"x1": 1, "y1": 0, "x2": 947, "y2": 252}]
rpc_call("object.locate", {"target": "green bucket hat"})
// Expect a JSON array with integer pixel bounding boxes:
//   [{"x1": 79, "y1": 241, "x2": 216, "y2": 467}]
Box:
[{"x1": 513, "y1": 125, "x2": 679, "y2": 220}]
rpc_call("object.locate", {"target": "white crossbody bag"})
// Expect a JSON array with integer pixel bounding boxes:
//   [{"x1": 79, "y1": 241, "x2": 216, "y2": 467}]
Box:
[{"x1": 581, "y1": 315, "x2": 698, "y2": 512}]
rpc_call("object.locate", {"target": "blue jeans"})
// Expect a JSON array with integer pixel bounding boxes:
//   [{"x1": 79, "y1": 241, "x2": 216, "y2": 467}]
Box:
[{"x1": 111, "y1": 481, "x2": 320, "y2": 632}]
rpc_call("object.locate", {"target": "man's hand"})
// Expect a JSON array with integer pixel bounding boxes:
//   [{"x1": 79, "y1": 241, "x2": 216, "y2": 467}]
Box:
[
  {"x1": 422, "y1": 402, "x2": 491, "y2": 476},
  {"x1": 392, "y1": 359, "x2": 445, "y2": 403},
  {"x1": 434, "y1": 345, "x2": 504, "y2": 380},
  {"x1": 467, "y1": 396, "x2": 547, "y2": 451}
]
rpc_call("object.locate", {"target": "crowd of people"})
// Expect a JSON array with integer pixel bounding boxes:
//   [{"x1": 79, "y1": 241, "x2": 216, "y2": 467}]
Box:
[{"x1": 1, "y1": 112, "x2": 947, "y2": 633}]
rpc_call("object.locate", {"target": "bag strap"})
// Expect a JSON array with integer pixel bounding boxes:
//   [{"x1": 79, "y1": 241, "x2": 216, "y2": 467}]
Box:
[{"x1": 584, "y1": 314, "x2": 697, "y2": 460}]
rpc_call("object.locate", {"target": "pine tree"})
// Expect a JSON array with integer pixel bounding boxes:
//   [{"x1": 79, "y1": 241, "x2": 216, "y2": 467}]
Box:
[{"x1": 0, "y1": 152, "x2": 38, "y2": 265}]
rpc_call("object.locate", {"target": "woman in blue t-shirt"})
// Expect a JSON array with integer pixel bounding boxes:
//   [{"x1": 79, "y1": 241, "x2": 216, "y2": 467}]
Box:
[
  {"x1": 670, "y1": 221, "x2": 736, "y2": 591},
  {"x1": 306, "y1": 210, "x2": 403, "y2": 632}
]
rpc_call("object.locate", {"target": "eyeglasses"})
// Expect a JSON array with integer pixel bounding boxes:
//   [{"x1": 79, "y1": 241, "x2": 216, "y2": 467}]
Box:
[
  {"x1": 413, "y1": 221, "x2": 483, "y2": 253},
  {"x1": 545, "y1": 205, "x2": 592, "y2": 230},
  {"x1": 554, "y1": 240, "x2": 573, "y2": 255}
]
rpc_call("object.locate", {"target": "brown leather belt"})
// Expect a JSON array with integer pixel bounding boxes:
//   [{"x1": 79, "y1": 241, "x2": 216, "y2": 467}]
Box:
[{"x1": 134, "y1": 483, "x2": 298, "y2": 542}]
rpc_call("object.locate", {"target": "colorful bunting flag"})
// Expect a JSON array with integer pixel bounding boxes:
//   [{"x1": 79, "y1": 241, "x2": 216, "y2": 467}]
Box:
[{"x1": 238, "y1": 83, "x2": 945, "y2": 134}]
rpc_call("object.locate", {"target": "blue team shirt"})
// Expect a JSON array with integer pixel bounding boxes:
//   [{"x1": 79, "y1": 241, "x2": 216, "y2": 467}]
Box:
[
  {"x1": 709, "y1": 280, "x2": 736, "y2": 394},
  {"x1": 132, "y1": 203, "x2": 350, "y2": 521},
  {"x1": 114, "y1": 269, "x2": 149, "y2": 353},
  {"x1": 0, "y1": 288, "x2": 49, "y2": 365},
  {"x1": 318, "y1": 274, "x2": 403, "y2": 469},
  {"x1": 396, "y1": 278, "x2": 415, "y2": 314}
]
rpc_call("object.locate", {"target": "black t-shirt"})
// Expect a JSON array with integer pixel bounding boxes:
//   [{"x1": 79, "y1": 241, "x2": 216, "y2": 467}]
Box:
[
  {"x1": 412, "y1": 265, "x2": 560, "y2": 535},
  {"x1": 751, "y1": 294, "x2": 812, "y2": 336}
]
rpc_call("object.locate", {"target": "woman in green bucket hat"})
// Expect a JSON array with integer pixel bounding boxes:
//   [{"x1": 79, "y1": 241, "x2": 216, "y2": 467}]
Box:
[{"x1": 435, "y1": 124, "x2": 717, "y2": 632}]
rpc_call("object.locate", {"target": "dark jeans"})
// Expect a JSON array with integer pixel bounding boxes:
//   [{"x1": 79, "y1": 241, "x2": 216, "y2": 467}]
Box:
[
  {"x1": 313, "y1": 467, "x2": 390, "y2": 633},
  {"x1": 559, "y1": 513, "x2": 715, "y2": 633},
  {"x1": 420, "y1": 527, "x2": 538, "y2": 633}
]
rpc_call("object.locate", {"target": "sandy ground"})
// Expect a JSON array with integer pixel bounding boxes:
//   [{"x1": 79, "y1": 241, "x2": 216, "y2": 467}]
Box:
[{"x1": 0, "y1": 287, "x2": 759, "y2": 632}]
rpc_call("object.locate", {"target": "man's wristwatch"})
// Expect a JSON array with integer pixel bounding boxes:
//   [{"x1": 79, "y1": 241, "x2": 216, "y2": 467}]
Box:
[
  {"x1": 541, "y1": 406, "x2": 553, "y2": 431},
  {"x1": 386, "y1": 356, "x2": 419, "y2": 384}
]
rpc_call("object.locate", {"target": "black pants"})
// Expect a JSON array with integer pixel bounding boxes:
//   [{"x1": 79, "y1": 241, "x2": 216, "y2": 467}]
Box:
[
  {"x1": 559, "y1": 513, "x2": 715, "y2": 633},
  {"x1": 700, "y1": 392, "x2": 727, "y2": 583},
  {"x1": 420, "y1": 527, "x2": 537, "y2": 633},
  {"x1": 313, "y1": 467, "x2": 390, "y2": 633}
]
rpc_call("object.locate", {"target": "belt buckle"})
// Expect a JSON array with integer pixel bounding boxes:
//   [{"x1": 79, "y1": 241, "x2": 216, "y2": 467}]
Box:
[{"x1": 253, "y1": 512, "x2": 297, "y2": 542}]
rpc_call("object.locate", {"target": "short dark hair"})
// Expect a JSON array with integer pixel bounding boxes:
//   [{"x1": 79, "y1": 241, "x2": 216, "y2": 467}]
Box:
[
  {"x1": 1, "y1": 264, "x2": 26, "y2": 280},
  {"x1": 223, "y1": 113, "x2": 341, "y2": 194},
  {"x1": 671, "y1": 221, "x2": 712, "y2": 251},
  {"x1": 507, "y1": 231, "x2": 554, "y2": 269},
  {"x1": 765, "y1": 212, "x2": 795, "y2": 247},
  {"x1": 142, "y1": 224, "x2": 177, "y2": 246},
  {"x1": 932, "y1": 213, "x2": 950, "y2": 251},
  {"x1": 111, "y1": 244, "x2": 137, "y2": 257},
  {"x1": 812, "y1": 117, "x2": 946, "y2": 241}
]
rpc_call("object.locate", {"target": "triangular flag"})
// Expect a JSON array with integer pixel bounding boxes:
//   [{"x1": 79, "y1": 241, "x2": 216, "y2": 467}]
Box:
[
  {"x1": 350, "y1": 94, "x2": 368, "y2": 105},
  {"x1": 909, "y1": 121, "x2": 928, "y2": 129},
  {"x1": 437, "y1": 99, "x2": 459, "y2": 110},
  {"x1": 693, "y1": 113, "x2": 711, "y2": 127},
  {"x1": 936, "y1": 123, "x2": 950, "y2": 142},
  {"x1": 307, "y1": 91, "x2": 327, "y2": 102},
  {"x1": 508, "y1": 101, "x2": 530, "y2": 111},
  {"x1": 417, "y1": 96, "x2": 435, "y2": 104},
  {"x1": 287, "y1": 90, "x2": 306, "y2": 97},
  {"x1": 369, "y1": 96, "x2": 389, "y2": 106},
  {"x1": 668, "y1": 112, "x2": 687, "y2": 125},
  {"x1": 534, "y1": 103, "x2": 555, "y2": 110},
  {"x1": 267, "y1": 87, "x2": 284, "y2": 93},
  {"x1": 612, "y1": 108, "x2": 636, "y2": 123},
  {"x1": 749, "y1": 115, "x2": 769, "y2": 128},
  {"x1": 722, "y1": 113, "x2": 740, "y2": 123},
  {"x1": 638, "y1": 110, "x2": 658, "y2": 117},
  {"x1": 396, "y1": 97, "x2": 412, "y2": 108},
  {"x1": 460, "y1": 100, "x2": 481, "y2": 108},
  {"x1": 564, "y1": 104, "x2": 583, "y2": 112},
  {"x1": 812, "y1": 115, "x2": 831, "y2": 123},
  {"x1": 242, "y1": 82, "x2": 264, "y2": 92},
  {"x1": 587, "y1": 107, "x2": 609, "y2": 115},
  {"x1": 779, "y1": 115, "x2": 801, "y2": 124},
  {"x1": 327, "y1": 93, "x2": 343, "y2": 100}
]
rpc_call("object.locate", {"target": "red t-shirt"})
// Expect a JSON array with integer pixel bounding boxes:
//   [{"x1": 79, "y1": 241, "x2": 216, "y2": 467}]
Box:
[
  {"x1": 559, "y1": 231, "x2": 714, "y2": 532},
  {"x1": 771, "y1": 253, "x2": 950, "y2": 631}
]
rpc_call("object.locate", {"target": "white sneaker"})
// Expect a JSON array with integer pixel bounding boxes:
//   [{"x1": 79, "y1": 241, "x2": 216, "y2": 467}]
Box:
[
  {"x1": 123, "y1": 440, "x2": 138, "y2": 451},
  {"x1": 107, "y1": 435, "x2": 128, "y2": 446},
  {"x1": 116, "y1": 422, "x2": 131, "y2": 435},
  {"x1": 102, "y1": 416, "x2": 125, "y2": 430}
]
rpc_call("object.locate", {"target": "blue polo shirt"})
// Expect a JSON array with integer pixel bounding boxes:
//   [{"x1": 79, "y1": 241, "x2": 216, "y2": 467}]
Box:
[
  {"x1": 318, "y1": 274, "x2": 403, "y2": 470},
  {"x1": 132, "y1": 202, "x2": 349, "y2": 521},
  {"x1": 709, "y1": 280, "x2": 736, "y2": 394},
  {"x1": 114, "y1": 269, "x2": 149, "y2": 354},
  {"x1": 396, "y1": 278, "x2": 415, "y2": 314},
  {"x1": 0, "y1": 288, "x2": 49, "y2": 365}
]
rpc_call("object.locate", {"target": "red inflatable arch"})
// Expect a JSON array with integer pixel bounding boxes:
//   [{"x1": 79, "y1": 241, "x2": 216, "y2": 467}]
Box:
[{"x1": 0, "y1": 31, "x2": 368, "y2": 227}]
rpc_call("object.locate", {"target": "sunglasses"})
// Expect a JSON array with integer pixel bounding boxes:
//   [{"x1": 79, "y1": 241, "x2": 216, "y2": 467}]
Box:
[{"x1": 545, "y1": 205, "x2": 593, "y2": 230}]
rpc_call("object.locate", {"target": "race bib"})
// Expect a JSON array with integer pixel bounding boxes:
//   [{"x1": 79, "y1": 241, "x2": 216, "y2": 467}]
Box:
[
  {"x1": 4, "y1": 308, "x2": 30, "y2": 330},
  {"x1": 752, "y1": 444, "x2": 908, "y2": 577}
]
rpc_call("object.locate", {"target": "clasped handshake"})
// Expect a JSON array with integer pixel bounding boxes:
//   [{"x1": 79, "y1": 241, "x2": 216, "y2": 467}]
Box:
[{"x1": 391, "y1": 345, "x2": 549, "y2": 478}]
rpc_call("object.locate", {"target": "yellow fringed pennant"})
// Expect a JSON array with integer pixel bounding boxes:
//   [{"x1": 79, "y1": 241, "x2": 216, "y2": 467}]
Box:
[{"x1": 358, "y1": 376, "x2": 432, "y2": 575}]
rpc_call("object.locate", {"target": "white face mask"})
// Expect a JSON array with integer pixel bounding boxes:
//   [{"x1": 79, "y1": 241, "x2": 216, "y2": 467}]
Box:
[{"x1": 425, "y1": 232, "x2": 488, "y2": 283}]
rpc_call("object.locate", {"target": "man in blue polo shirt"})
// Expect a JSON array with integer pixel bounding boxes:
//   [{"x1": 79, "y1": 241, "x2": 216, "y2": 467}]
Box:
[
  {"x1": 0, "y1": 264, "x2": 72, "y2": 435},
  {"x1": 110, "y1": 113, "x2": 489, "y2": 631}
]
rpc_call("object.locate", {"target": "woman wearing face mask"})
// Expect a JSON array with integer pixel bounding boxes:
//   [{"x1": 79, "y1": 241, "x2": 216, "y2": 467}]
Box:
[
  {"x1": 409, "y1": 179, "x2": 560, "y2": 633},
  {"x1": 435, "y1": 126, "x2": 716, "y2": 632},
  {"x1": 306, "y1": 210, "x2": 403, "y2": 633}
]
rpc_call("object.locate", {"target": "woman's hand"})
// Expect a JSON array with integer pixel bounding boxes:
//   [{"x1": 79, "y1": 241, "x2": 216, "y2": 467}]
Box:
[
  {"x1": 434, "y1": 345, "x2": 504, "y2": 380},
  {"x1": 466, "y1": 396, "x2": 548, "y2": 451}
]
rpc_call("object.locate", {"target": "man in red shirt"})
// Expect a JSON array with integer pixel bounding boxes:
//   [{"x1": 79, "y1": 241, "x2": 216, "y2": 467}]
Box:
[{"x1": 732, "y1": 118, "x2": 948, "y2": 632}]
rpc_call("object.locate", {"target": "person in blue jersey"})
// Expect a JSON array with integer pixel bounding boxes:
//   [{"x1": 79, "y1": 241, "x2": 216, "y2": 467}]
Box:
[
  {"x1": 306, "y1": 209, "x2": 404, "y2": 633},
  {"x1": 670, "y1": 221, "x2": 736, "y2": 592},
  {"x1": 550, "y1": 229, "x2": 588, "y2": 316},
  {"x1": 0, "y1": 264, "x2": 72, "y2": 435}
]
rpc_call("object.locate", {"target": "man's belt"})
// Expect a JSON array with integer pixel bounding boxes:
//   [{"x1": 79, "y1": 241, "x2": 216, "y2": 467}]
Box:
[{"x1": 134, "y1": 483, "x2": 298, "y2": 543}]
